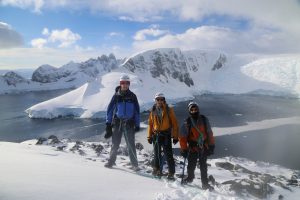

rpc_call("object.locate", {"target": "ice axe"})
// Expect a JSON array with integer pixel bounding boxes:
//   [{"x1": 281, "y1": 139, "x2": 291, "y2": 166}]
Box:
[{"x1": 180, "y1": 147, "x2": 191, "y2": 184}]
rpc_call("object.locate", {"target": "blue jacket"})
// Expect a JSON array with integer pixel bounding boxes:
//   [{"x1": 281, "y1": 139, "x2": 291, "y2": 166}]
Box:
[{"x1": 106, "y1": 86, "x2": 140, "y2": 128}]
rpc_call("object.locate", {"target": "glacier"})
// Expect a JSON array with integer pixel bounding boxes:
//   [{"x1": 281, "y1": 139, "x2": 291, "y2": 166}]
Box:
[{"x1": 24, "y1": 48, "x2": 300, "y2": 119}]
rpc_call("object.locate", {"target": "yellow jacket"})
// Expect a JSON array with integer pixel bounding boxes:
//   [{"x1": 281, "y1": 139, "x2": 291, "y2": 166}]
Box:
[{"x1": 148, "y1": 104, "x2": 179, "y2": 139}]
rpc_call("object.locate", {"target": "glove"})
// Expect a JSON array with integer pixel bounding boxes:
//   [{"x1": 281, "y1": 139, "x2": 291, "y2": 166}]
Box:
[
  {"x1": 188, "y1": 141, "x2": 198, "y2": 147},
  {"x1": 104, "y1": 123, "x2": 113, "y2": 139},
  {"x1": 207, "y1": 145, "x2": 215, "y2": 156},
  {"x1": 135, "y1": 126, "x2": 140, "y2": 132},
  {"x1": 181, "y1": 150, "x2": 188, "y2": 158},
  {"x1": 147, "y1": 137, "x2": 153, "y2": 144},
  {"x1": 173, "y1": 138, "x2": 179, "y2": 145}
]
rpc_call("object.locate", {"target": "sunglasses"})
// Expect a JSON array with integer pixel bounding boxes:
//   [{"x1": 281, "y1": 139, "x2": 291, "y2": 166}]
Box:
[
  {"x1": 120, "y1": 81, "x2": 130, "y2": 85},
  {"x1": 156, "y1": 98, "x2": 165, "y2": 102},
  {"x1": 190, "y1": 108, "x2": 198, "y2": 112}
]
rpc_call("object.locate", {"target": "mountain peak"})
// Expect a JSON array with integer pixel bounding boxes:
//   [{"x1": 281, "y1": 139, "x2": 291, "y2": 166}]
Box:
[
  {"x1": 2, "y1": 71, "x2": 29, "y2": 86},
  {"x1": 122, "y1": 48, "x2": 194, "y2": 87}
]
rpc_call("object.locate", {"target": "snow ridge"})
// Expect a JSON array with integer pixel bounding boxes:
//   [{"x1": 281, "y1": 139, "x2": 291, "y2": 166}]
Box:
[{"x1": 1, "y1": 136, "x2": 298, "y2": 200}]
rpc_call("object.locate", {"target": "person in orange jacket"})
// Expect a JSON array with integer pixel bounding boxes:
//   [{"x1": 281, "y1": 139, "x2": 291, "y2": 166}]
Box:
[
  {"x1": 179, "y1": 102, "x2": 215, "y2": 190},
  {"x1": 147, "y1": 92, "x2": 179, "y2": 180}
]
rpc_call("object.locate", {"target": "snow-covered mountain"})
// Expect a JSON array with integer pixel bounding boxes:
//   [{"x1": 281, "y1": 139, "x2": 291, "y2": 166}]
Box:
[
  {"x1": 0, "y1": 71, "x2": 30, "y2": 86},
  {"x1": 25, "y1": 48, "x2": 300, "y2": 119},
  {"x1": 0, "y1": 53, "x2": 121, "y2": 94},
  {"x1": 0, "y1": 68, "x2": 34, "y2": 79},
  {"x1": 1, "y1": 137, "x2": 299, "y2": 200}
]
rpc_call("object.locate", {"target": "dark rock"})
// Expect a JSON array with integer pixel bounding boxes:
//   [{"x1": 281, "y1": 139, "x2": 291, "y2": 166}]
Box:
[
  {"x1": 287, "y1": 179, "x2": 298, "y2": 186},
  {"x1": 135, "y1": 142, "x2": 144, "y2": 151},
  {"x1": 32, "y1": 65, "x2": 69, "y2": 83},
  {"x1": 57, "y1": 146, "x2": 66, "y2": 151},
  {"x1": 212, "y1": 54, "x2": 227, "y2": 71},
  {"x1": 215, "y1": 162, "x2": 260, "y2": 176},
  {"x1": 36, "y1": 137, "x2": 47, "y2": 145},
  {"x1": 215, "y1": 162, "x2": 235, "y2": 170},
  {"x1": 70, "y1": 142, "x2": 82, "y2": 152},
  {"x1": 91, "y1": 144, "x2": 104, "y2": 156},
  {"x1": 48, "y1": 135, "x2": 60, "y2": 144},
  {"x1": 278, "y1": 194, "x2": 284, "y2": 200},
  {"x1": 123, "y1": 49, "x2": 194, "y2": 87},
  {"x1": 222, "y1": 179, "x2": 274, "y2": 199},
  {"x1": 78, "y1": 149, "x2": 86, "y2": 156},
  {"x1": 75, "y1": 141, "x2": 84, "y2": 146},
  {"x1": 3, "y1": 71, "x2": 29, "y2": 86}
]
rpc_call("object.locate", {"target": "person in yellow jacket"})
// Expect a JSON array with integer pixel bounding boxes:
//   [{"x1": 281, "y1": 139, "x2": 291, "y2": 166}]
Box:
[
  {"x1": 147, "y1": 92, "x2": 179, "y2": 180},
  {"x1": 179, "y1": 102, "x2": 215, "y2": 190}
]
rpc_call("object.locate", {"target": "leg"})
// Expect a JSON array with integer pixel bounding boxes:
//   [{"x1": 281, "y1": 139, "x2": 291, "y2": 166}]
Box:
[
  {"x1": 199, "y1": 150, "x2": 208, "y2": 186},
  {"x1": 152, "y1": 134, "x2": 162, "y2": 173},
  {"x1": 186, "y1": 151, "x2": 198, "y2": 180},
  {"x1": 107, "y1": 124, "x2": 122, "y2": 165},
  {"x1": 124, "y1": 125, "x2": 138, "y2": 167},
  {"x1": 162, "y1": 135, "x2": 175, "y2": 174}
]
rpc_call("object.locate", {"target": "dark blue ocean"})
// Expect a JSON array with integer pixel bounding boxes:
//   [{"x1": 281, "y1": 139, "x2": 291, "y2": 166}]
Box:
[{"x1": 0, "y1": 91, "x2": 299, "y2": 169}]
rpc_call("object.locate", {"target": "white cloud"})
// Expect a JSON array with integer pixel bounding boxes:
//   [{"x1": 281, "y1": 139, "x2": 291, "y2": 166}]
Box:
[
  {"x1": 133, "y1": 26, "x2": 169, "y2": 41},
  {"x1": 133, "y1": 25, "x2": 300, "y2": 54},
  {"x1": 31, "y1": 28, "x2": 81, "y2": 48},
  {"x1": 1, "y1": 0, "x2": 44, "y2": 13},
  {"x1": 48, "y1": 28, "x2": 81, "y2": 48},
  {"x1": 42, "y1": 27, "x2": 49, "y2": 35},
  {"x1": 0, "y1": 21, "x2": 23, "y2": 48},
  {"x1": 0, "y1": 47, "x2": 104, "y2": 69},
  {"x1": 30, "y1": 38, "x2": 47, "y2": 49},
  {"x1": 108, "y1": 32, "x2": 124, "y2": 37},
  {"x1": 3, "y1": 1, "x2": 300, "y2": 51}
]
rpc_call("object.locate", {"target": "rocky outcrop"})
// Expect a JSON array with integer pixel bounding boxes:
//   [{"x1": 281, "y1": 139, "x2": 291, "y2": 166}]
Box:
[
  {"x1": 31, "y1": 64, "x2": 70, "y2": 83},
  {"x1": 2, "y1": 71, "x2": 29, "y2": 86},
  {"x1": 123, "y1": 49, "x2": 194, "y2": 87},
  {"x1": 32, "y1": 53, "x2": 120, "y2": 84},
  {"x1": 212, "y1": 53, "x2": 227, "y2": 71}
]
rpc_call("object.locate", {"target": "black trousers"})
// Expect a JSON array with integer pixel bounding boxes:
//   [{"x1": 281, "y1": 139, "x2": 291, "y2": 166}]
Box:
[
  {"x1": 152, "y1": 132, "x2": 175, "y2": 174},
  {"x1": 108, "y1": 119, "x2": 138, "y2": 167},
  {"x1": 187, "y1": 150, "x2": 208, "y2": 184}
]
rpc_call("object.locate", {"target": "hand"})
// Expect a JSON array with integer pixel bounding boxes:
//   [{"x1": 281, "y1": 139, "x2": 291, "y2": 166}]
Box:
[
  {"x1": 173, "y1": 138, "x2": 179, "y2": 145},
  {"x1": 181, "y1": 150, "x2": 188, "y2": 158},
  {"x1": 147, "y1": 137, "x2": 153, "y2": 144},
  {"x1": 207, "y1": 145, "x2": 215, "y2": 156},
  {"x1": 188, "y1": 141, "x2": 198, "y2": 147},
  {"x1": 135, "y1": 126, "x2": 140, "y2": 132},
  {"x1": 104, "y1": 123, "x2": 113, "y2": 139}
]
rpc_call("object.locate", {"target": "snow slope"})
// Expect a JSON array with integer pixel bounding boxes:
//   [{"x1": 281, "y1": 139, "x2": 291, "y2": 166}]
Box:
[
  {"x1": 0, "y1": 137, "x2": 299, "y2": 200},
  {"x1": 25, "y1": 48, "x2": 300, "y2": 119}
]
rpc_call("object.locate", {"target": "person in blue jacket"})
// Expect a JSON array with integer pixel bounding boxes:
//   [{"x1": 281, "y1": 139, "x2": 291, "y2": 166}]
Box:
[{"x1": 104, "y1": 74, "x2": 140, "y2": 170}]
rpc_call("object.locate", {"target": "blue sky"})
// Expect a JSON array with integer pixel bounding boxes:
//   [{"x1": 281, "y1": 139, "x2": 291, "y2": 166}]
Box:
[{"x1": 1, "y1": 0, "x2": 300, "y2": 69}]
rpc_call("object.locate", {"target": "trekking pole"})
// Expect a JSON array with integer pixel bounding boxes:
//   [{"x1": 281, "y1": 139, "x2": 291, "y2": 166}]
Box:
[
  {"x1": 181, "y1": 147, "x2": 190, "y2": 184},
  {"x1": 156, "y1": 133, "x2": 163, "y2": 174}
]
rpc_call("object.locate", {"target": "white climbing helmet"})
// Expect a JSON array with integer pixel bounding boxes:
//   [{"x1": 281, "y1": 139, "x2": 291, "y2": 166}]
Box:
[
  {"x1": 154, "y1": 92, "x2": 165, "y2": 100},
  {"x1": 119, "y1": 74, "x2": 130, "y2": 83},
  {"x1": 188, "y1": 101, "x2": 199, "y2": 111}
]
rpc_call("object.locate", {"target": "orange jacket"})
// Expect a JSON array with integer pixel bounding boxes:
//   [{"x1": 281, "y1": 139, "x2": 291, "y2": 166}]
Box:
[
  {"x1": 179, "y1": 116, "x2": 215, "y2": 151},
  {"x1": 148, "y1": 104, "x2": 179, "y2": 139}
]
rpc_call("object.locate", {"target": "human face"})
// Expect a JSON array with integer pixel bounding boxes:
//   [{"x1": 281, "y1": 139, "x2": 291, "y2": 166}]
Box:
[
  {"x1": 120, "y1": 81, "x2": 130, "y2": 91},
  {"x1": 189, "y1": 107, "x2": 199, "y2": 113},
  {"x1": 155, "y1": 98, "x2": 165, "y2": 107}
]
